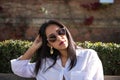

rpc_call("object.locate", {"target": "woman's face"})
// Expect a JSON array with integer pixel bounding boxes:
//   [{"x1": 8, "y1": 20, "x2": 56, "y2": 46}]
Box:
[{"x1": 45, "y1": 24, "x2": 68, "y2": 50}]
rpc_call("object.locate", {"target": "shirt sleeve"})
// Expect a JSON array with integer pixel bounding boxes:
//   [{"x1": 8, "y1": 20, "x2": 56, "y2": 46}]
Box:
[
  {"x1": 10, "y1": 59, "x2": 36, "y2": 78},
  {"x1": 86, "y1": 49, "x2": 104, "y2": 80}
]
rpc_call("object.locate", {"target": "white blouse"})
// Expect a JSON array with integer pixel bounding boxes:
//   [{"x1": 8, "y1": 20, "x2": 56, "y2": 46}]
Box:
[{"x1": 11, "y1": 49, "x2": 104, "y2": 80}]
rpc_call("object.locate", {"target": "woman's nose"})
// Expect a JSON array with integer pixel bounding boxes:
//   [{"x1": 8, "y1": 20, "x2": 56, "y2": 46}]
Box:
[{"x1": 56, "y1": 35, "x2": 63, "y2": 41}]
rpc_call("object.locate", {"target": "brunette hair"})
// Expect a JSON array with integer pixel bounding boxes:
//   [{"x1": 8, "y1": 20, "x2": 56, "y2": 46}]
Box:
[{"x1": 34, "y1": 20, "x2": 77, "y2": 74}]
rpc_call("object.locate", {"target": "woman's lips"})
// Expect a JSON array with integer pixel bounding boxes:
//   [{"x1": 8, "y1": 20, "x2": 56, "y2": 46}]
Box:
[{"x1": 59, "y1": 41, "x2": 64, "y2": 46}]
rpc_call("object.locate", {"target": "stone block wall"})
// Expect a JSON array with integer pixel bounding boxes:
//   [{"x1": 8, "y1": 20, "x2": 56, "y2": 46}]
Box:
[{"x1": 0, "y1": 0, "x2": 120, "y2": 43}]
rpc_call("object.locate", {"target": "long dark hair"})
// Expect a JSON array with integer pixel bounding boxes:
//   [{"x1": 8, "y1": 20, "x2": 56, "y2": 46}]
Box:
[{"x1": 34, "y1": 20, "x2": 77, "y2": 74}]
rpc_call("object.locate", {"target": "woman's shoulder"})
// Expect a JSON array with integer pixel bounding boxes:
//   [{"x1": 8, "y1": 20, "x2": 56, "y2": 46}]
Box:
[{"x1": 76, "y1": 47, "x2": 97, "y2": 57}]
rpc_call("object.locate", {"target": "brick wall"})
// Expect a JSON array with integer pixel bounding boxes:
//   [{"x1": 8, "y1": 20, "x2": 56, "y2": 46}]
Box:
[{"x1": 0, "y1": 0, "x2": 120, "y2": 43}]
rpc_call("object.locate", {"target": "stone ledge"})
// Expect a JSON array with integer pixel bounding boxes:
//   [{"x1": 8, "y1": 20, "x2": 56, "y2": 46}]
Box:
[
  {"x1": 0, "y1": 73, "x2": 120, "y2": 80},
  {"x1": 104, "y1": 75, "x2": 120, "y2": 80},
  {"x1": 0, "y1": 73, "x2": 35, "y2": 80}
]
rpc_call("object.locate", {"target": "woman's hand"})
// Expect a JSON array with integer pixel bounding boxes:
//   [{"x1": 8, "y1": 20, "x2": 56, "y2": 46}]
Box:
[
  {"x1": 19, "y1": 35, "x2": 42, "y2": 60},
  {"x1": 32, "y1": 35, "x2": 42, "y2": 49}
]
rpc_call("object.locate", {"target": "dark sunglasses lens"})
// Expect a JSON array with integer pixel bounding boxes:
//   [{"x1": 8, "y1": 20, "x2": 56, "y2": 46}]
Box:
[
  {"x1": 47, "y1": 28, "x2": 66, "y2": 43},
  {"x1": 48, "y1": 34, "x2": 56, "y2": 42},
  {"x1": 58, "y1": 28, "x2": 66, "y2": 35}
]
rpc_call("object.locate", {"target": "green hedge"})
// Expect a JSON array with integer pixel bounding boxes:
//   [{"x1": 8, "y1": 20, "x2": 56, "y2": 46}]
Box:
[
  {"x1": 0, "y1": 40, "x2": 120, "y2": 75},
  {"x1": 0, "y1": 40, "x2": 32, "y2": 73}
]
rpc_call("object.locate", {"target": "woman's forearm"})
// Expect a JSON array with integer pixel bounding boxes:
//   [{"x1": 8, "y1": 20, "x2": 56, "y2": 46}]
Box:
[
  {"x1": 19, "y1": 35, "x2": 42, "y2": 60},
  {"x1": 19, "y1": 45, "x2": 38, "y2": 60}
]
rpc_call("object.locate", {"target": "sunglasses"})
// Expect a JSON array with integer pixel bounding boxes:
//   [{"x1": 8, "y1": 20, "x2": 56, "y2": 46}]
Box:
[{"x1": 47, "y1": 28, "x2": 66, "y2": 43}]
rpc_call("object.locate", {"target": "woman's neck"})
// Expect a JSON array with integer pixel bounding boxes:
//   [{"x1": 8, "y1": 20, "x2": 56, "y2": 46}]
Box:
[
  {"x1": 59, "y1": 49, "x2": 68, "y2": 67},
  {"x1": 59, "y1": 49, "x2": 68, "y2": 58}
]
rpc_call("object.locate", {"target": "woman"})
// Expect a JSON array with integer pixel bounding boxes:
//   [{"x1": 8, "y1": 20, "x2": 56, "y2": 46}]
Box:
[{"x1": 11, "y1": 20, "x2": 104, "y2": 80}]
